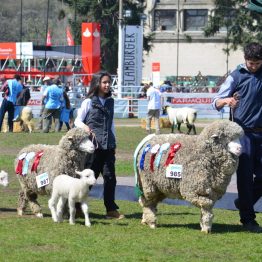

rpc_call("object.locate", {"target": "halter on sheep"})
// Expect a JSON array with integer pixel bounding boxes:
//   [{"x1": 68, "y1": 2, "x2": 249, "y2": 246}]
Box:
[{"x1": 134, "y1": 120, "x2": 243, "y2": 233}]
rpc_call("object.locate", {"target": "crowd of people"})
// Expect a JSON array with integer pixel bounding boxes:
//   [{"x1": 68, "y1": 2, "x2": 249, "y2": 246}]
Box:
[{"x1": 0, "y1": 75, "x2": 87, "y2": 133}]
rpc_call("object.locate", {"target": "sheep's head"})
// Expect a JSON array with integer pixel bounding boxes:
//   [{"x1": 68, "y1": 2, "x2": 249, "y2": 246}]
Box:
[
  {"x1": 0, "y1": 170, "x2": 9, "y2": 187},
  {"x1": 75, "y1": 169, "x2": 96, "y2": 186},
  {"x1": 199, "y1": 120, "x2": 244, "y2": 156},
  {"x1": 59, "y1": 128, "x2": 95, "y2": 153}
]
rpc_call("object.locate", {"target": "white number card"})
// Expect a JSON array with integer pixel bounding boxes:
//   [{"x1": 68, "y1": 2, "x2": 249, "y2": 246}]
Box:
[
  {"x1": 166, "y1": 164, "x2": 183, "y2": 179},
  {"x1": 36, "y1": 173, "x2": 49, "y2": 188}
]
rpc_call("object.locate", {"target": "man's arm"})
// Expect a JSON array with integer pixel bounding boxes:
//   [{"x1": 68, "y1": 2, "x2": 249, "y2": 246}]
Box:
[{"x1": 212, "y1": 75, "x2": 238, "y2": 111}]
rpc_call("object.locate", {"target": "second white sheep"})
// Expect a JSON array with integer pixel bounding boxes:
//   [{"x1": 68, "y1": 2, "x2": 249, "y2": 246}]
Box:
[{"x1": 48, "y1": 169, "x2": 96, "y2": 227}]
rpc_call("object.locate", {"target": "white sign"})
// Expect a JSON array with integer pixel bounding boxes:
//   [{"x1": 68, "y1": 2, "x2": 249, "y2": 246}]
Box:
[
  {"x1": 36, "y1": 172, "x2": 49, "y2": 188},
  {"x1": 16, "y1": 42, "x2": 33, "y2": 59},
  {"x1": 166, "y1": 164, "x2": 183, "y2": 179},
  {"x1": 122, "y1": 25, "x2": 143, "y2": 88}
]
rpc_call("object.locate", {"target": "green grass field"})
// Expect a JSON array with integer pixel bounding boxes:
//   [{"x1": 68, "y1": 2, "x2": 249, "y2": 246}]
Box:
[{"x1": 0, "y1": 123, "x2": 261, "y2": 261}]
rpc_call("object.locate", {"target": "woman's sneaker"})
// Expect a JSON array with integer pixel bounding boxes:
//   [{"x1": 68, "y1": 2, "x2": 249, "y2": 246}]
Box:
[{"x1": 106, "y1": 210, "x2": 125, "y2": 220}]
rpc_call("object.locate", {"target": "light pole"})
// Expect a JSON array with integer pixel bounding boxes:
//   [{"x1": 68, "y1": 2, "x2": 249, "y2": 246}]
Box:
[
  {"x1": 176, "y1": 0, "x2": 180, "y2": 86},
  {"x1": 118, "y1": 0, "x2": 124, "y2": 98}
]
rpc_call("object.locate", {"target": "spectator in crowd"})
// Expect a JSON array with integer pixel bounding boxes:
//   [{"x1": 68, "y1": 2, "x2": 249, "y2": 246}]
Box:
[
  {"x1": 0, "y1": 74, "x2": 23, "y2": 132},
  {"x1": 42, "y1": 78, "x2": 63, "y2": 133},
  {"x1": 13, "y1": 82, "x2": 31, "y2": 121},
  {"x1": 59, "y1": 91, "x2": 71, "y2": 131},
  {"x1": 146, "y1": 83, "x2": 162, "y2": 135},
  {"x1": 37, "y1": 76, "x2": 52, "y2": 130}
]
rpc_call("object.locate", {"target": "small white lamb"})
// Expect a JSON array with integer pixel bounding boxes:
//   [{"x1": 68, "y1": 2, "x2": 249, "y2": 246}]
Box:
[
  {"x1": 48, "y1": 169, "x2": 96, "y2": 227},
  {"x1": 0, "y1": 170, "x2": 9, "y2": 187}
]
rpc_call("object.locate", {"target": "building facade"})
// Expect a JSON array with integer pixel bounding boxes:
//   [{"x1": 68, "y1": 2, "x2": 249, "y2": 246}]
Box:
[{"x1": 142, "y1": 0, "x2": 243, "y2": 80}]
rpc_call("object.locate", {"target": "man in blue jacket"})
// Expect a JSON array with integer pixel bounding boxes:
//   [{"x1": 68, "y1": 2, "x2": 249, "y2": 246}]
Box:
[
  {"x1": 42, "y1": 78, "x2": 63, "y2": 133},
  {"x1": 0, "y1": 75, "x2": 23, "y2": 132},
  {"x1": 213, "y1": 42, "x2": 262, "y2": 233}
]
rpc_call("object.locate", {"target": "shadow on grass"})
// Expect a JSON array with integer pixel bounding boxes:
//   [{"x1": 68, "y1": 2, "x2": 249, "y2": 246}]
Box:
[
  {"x1": 159, "y1": 222, "x2": 243, "y2": 233},
  {"x1": 0, "y1": 207, "x2": 17, "y2": 213}
]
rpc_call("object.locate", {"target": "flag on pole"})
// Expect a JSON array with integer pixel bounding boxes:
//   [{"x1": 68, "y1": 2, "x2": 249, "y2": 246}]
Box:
[
  {"x1": 46, "y1": 29, "x2": 52, "y2": 46},
  {"x1": 66, "y1": 27, "x2": 75, "y2": 46}
]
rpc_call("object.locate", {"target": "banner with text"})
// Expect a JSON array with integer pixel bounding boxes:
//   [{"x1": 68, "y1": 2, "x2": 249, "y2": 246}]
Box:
[
  {"x1": 0, "y1": 42, "x2": 33, "y2": 59},
  {"x1": 122, "y1": 25, "x2": 143, "y2": 88}
]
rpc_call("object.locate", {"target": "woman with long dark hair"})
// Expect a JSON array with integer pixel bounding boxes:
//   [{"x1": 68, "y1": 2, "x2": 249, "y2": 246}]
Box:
[{"x1": 75, "y1": 71, "x2": 124, "y2": 219}]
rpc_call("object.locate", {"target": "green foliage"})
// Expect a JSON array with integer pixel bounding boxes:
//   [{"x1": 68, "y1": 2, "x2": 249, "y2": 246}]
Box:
[
  {"x1": 0, "y1": 0, "x2": 71, "y2": 45},
  {"x1": 204, "y1": 0, "x2": 262, "y2": 52}
]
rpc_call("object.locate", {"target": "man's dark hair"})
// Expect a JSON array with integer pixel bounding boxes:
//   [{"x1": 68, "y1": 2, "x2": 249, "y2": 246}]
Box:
[
  {"x1": 14, "y1": 74, "x2": 21, "y2": 81},
  {"x1": 244, "y1": 42, "x2": 262, "y2": 60}
]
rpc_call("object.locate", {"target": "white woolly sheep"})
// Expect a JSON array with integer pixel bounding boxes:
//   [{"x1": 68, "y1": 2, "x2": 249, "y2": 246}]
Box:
[
  {"x1": 0, "y1": 170, "x2": 8, "y2": 187},
  {"x1": 48, "y1": 169, "x2": 96, "y2": 227},
  {"x1": 15, "y1": 128, "x2": 95, "y2": 218},
  {"x1": 19, "y1": 106, "x2": 34, "y2": 133},
  {"x1": 165, "y1": 106, "x2": 197, "y2": 135},
  {"x1": 134, "y1": 120, "x2": 243, "y2": 233}
]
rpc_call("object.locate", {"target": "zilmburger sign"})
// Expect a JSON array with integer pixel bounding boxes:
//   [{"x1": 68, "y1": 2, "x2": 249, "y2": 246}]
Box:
[
  {"x1": 0, "y1": 42, "x2": 33, "y2": 59},
  {"x1": 122, "y1": 26, "x2": 143, "y2": 87}
]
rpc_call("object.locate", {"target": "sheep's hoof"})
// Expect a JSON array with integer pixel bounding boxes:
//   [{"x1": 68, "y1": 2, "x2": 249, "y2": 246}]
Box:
[
  {"x1": 17, "y1": 209, "x2": 23, "y2": 216},
  {"x1": 69, "y1": 221, "x2": 75, "y2": 225},
  {"x1": 149, "y1": 223, "x2": 156, "y2": 229},
  {"x1": 35, "y1": 213, "x2": 43, "y2": 218},
  {"x1": 201, "y1": 228, "x2": 211, "y2": 234},
  {"x1": 85, "y1": 223, "x2": 91, "y2": 227},
  {"x1": 141, "y1": 220, "x2": 147, "y2": 225}
]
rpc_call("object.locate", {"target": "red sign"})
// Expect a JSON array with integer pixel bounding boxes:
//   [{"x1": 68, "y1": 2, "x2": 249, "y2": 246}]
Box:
[
  {"x1": 82, "y1": 23, "x2": 101, "y2": 84},
  {"x1": 0, "y1": 43, "x2": 16, "y2": 59},
  {"x1": 27, "y1": 99, "x2": 42, "y2": 106},
  {"x1": 152, "y1": 62, "x2": 160, "y2": 72},
  {"x1": 172, "y1": 98, "x2": 212, "y2": 104}
]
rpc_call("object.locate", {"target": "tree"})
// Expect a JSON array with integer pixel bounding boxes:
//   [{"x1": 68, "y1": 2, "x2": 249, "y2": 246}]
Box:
[
  {"x1": 204, "y1": 0, "x2": 262, "y2": 52},
  {"x1": 60, "y1": 0, "x2": 153, "y2": 73}
]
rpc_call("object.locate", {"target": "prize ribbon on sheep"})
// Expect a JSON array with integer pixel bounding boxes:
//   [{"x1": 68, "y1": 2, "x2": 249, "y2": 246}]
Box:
[
  {"x1": 165, "y1": 143, "x2": 182, "y2": 166},
  {"x1": 140, "y1": 144, "x2": 151, "y2": 170},
  {"x1": 16, "y1": 152, "x2": 27, "y2": 176},
  {"x1": 22, "y1": 152, "x2": 35, "y2": 176},
  {"x1": 150, "y1": 144, "x2": 161, "y2": 172},
  {"x1": 155, "y1": 143, "x2": 170, "y2": 168},
  {"x1": 31, "y1": 150, "x2": 44, "y2": 172}
]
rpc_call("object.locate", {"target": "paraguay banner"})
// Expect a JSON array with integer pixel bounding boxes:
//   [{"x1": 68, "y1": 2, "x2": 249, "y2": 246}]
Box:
[
  {"x1": 0, "y1": 42, "x2": 33, "y2": 59},
  {"x1": 121, "y1": 25, "x2": 143, "y2": 87}
]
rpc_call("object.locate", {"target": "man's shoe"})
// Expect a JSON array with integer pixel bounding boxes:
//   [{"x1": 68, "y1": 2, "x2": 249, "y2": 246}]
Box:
[
  {"x1": 234, "y1": 198, "x2": 240, "y2": 210},
  {"x1": 243, "y1": 220, "x2": 262, "y2": 233},
  {"x1": 106, "y1": 210, "x2": 125, "y2": 220}
]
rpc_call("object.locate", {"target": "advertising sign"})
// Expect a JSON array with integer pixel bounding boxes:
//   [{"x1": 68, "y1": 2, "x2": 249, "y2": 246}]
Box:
[
  {"x1": 81, "y1": 22, "x2": 101, "y2": 83},
  {"x1": 121, "y1": 25, "x2": 143, "y2": 87},
  {"x1": 0, "y1": 42, "x2": 33, "y2": 59}
]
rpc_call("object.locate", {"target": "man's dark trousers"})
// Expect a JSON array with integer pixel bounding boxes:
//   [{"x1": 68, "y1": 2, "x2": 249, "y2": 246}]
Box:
[
  {"x1": 237, "y1": 132, "x2": 262, "y2": 224},
  {"x1": 0, "y1": 98, "x2": 14, "y2": 132}
]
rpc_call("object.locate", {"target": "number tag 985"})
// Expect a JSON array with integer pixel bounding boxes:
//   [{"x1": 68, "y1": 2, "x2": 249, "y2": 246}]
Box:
[
  {"x1": 166, "y1": 164, "x2": 182, "y2": 179},
  {"x1": 36, "y1": 172, "x2": 49, "y2": 188}
]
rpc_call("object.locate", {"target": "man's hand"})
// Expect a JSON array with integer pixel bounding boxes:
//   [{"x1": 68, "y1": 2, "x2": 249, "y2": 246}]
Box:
[{"x1": 215, "y1": 96, "x2": 239, "y2": 110}]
